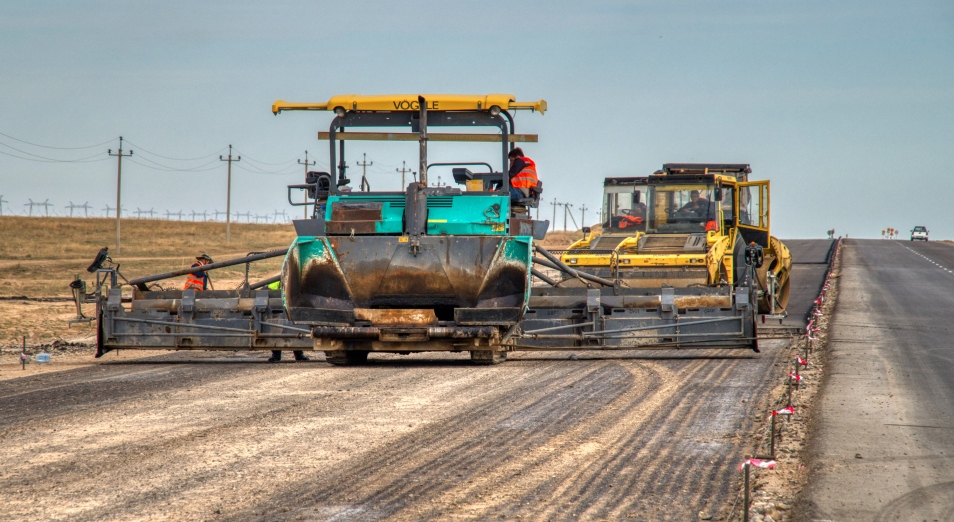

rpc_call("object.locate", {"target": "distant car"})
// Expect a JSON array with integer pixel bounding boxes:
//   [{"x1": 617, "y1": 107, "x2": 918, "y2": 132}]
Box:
[{"x1": 911, "y1": 226, "x2": 929, "y2": 241}]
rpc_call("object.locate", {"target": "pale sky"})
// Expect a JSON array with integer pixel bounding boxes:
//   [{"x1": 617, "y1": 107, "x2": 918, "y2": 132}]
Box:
[{"x1": 1, "y1": 1, "x2": 952, "y2": 238}]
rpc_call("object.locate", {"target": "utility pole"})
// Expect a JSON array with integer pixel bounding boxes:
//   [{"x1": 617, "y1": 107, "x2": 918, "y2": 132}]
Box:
[
  {"x1": 566, "y1": 206, "x2": 579, "y2": 230},
  {"x1": 298, "y1": 150, "x2": 315, "y2": 218},
  {"x1": 551, "y1": 198, "x2": 558, "y2": 229},
  {"x1": 220, "y1": 144, "x2": 240, "y2": 242},
  {"x1": 103, "y1": 205, "x2": 115, "y2": 218},
  {"x1": 108, "y1": 137, "x2": 133, "y2": 254},
  {"x1": 562, "y1": 202, "x2": 574, "y2": 231},
  {"x1": 396, "y1": 160, "x2": 412, "y2": 190},
  {"x1": 356, "y1": 153, "x2": 372, "y2": 192},
  {"x1": 39, "y1": 199, "x2": 52, "y2": 217},
  {"x1": 579, "y1": 204, "x2": 588, "y2": 229},
  {"x1": 24, "y1": 199, "x2": 36, "y2": 217},
  {"x1": 0, "y1": 195, "x2": 8, "y2": 215}
]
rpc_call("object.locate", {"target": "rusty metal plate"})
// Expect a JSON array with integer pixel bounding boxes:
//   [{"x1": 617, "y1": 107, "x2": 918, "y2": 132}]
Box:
[
  {"x1": 354, "y1": 308, "x2": 438, "y2": 326},
  {"x1": 326, "y1": 201, "x2": 383, "y2": 235},
  {"x1": 673, "y1": 296, "x2": 732, "y2": 308},
  {"x1": 379, "y1": 327, "x2": 429, "y2": 342},
  {"x1": 330, "y1": 201, "x2": 383, "y2": 221}
]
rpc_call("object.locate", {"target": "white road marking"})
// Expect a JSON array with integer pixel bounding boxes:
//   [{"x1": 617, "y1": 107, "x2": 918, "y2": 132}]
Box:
[{"x1": 904, "y1": 245, "x2": 954, "y2": 278}]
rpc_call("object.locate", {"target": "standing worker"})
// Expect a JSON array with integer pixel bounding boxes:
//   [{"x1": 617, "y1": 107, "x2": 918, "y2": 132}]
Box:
[
  {"x1": 183, "y1": 254, "x2": 214, "y2": 291},
  {"x1": 507, "y1": 147, "x2": 539, "y2": 202},
  {"x1": 264, "y1": 278, "x2": 310, "y2": 362}
]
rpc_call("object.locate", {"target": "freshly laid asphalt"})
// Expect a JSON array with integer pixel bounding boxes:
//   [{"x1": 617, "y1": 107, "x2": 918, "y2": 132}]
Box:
[
  {"x1": 799, "y1": 239, "x2": 954, "y2": 520},
  {"x1": 758, "y1": 239, "x2": 833, "y2": 337}
]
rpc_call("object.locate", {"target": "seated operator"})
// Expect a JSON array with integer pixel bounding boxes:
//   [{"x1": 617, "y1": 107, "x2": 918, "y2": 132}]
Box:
[
  {"x1": 679, "y1": 190, "x2": 710, "y2": 216},
  {"x1": 618, "y1": 201, "x2": 647, "y2": 230},
  {"x1": 507, "y1": 147, "x2": 538, "y2": 202}
]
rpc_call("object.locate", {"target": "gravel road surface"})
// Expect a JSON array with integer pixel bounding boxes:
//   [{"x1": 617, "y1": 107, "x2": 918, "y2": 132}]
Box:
[
  {"x1": 0, "y1": 345, "x2": 798, "y2": 521},
  {"x1": 800, "y1": 239, "x2": 954, "y2": 521}
]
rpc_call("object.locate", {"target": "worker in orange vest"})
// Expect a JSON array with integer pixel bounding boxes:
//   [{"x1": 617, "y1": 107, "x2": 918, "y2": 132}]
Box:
[
  {"x1": 507, "y1": 147, "x2": 539, "y2": 201},
  {"x1": 183, "y1": 254, "x2": 214, "y2": 291}
]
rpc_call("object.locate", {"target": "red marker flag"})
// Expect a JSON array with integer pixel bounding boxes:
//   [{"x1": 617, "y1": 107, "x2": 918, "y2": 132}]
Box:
[
  {"x1": 772, "y1": 406, "x2": 795, "y2": 416},
  {"x1": 740, "y1": 458, "x2": 776, "y2": 470},
  {"x1": 789, "y1": 372, "x2": 803, "y2": 382}
]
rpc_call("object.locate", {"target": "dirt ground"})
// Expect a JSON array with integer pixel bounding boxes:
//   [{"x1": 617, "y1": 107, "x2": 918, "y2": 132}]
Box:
[{"x1": 0, "y1": 343, "x2": 799, "y2": 521}]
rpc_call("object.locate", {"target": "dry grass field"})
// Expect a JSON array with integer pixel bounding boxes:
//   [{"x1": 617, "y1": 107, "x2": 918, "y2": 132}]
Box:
[
  {"x1": 0, "y1": 216, "x2": 295, "y2": 348},
  {"x1": 0, "y1": 216, "x2": 582, "y2": 349}
]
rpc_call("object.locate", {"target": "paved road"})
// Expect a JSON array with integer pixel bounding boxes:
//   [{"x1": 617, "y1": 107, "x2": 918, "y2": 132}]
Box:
[
  {"x1": 800, "y1": 239, "x2": 954, "y2": 520},
  {"x1": 0, "y1": 240, "x2": 836, "y2": 521},
  {"x1": 784, "y1": 239, "x2": 834, "y2": 324}
]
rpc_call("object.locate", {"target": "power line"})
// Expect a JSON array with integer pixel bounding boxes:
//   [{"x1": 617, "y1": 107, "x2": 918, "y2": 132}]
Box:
[
  {"x1": 127, "y1": 154, "x2": 222, "y2": 172},
  {"x1": 0, "y1": 143, "x2": 107, "y2": 163},
  {"x1": 234, "y1": 150, "x2": 299, "y2": 166},
  {"x1": 233, "y1": 162, "x2": 301, "y2": 175},
  {"x1": 0, "y1": 131, "x2": 115, "y2": 150},
  {"x1": 122, "y1": 139, "x2": 226, "y2": 161}
]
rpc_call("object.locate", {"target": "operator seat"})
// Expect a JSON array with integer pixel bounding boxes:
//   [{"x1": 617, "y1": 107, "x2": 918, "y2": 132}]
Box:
[{"x1": 512, "y1": 180, "x2": 543, "y2": 209}]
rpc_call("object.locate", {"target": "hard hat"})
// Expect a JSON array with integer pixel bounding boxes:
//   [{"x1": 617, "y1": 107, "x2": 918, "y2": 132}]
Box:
[{"x1": 196, "y1": 254, "x2": 213, "y2": 262}]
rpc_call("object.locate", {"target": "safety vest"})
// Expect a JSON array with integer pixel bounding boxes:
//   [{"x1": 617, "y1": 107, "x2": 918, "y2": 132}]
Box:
[
  {"x1": 619, "y1": 214, "x2": 643, "y2": 229},
  {"x1": 511, "y1": 157, "x2": 538, "y2": 189},
  {"x1": 183, "y1": 262, "x2": 207, "y2": 290}
]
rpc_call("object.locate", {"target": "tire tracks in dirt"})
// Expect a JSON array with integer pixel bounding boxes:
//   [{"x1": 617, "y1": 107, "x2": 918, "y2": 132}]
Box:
[{"x1": 0, "y1": 344, "x2": 790, "y2": 521}]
